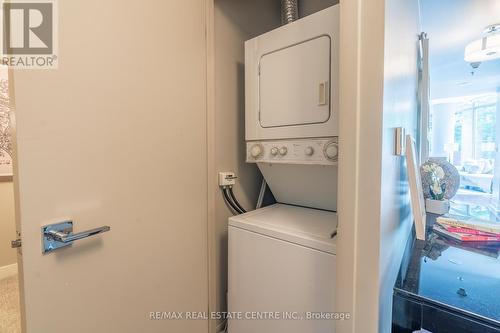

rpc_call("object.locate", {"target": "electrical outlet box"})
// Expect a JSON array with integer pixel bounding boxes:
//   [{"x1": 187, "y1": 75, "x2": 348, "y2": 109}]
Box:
[{"x1": 219, "y1": 172, "x2": 237, "y2": 186}]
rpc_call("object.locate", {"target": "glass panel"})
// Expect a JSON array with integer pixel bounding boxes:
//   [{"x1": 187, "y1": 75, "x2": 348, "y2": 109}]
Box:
[{"x1": 429, "y1": 94, "x2": 498, "y2": 207}]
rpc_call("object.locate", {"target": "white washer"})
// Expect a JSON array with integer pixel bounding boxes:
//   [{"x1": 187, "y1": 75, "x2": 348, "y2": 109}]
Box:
[{"x1": 228, "y1": 204, "x2": 337, "y2": 333}]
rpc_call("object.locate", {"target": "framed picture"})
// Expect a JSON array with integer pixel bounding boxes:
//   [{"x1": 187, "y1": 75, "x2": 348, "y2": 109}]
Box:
[
  {"x1": 0, "y1": 65, "x2": 13, "y2": 178},
  {"x1": 406, "y1": 134, "x2": 426, "y2": 240}
]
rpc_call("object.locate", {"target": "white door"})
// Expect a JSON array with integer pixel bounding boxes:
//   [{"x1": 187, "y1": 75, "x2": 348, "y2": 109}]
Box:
[
  {"x1": 12, "y1": 1, "x2": 209, "y2": 332},
  {"x1": 259, "y1": 35, "x2": 331, "y2": 128}
]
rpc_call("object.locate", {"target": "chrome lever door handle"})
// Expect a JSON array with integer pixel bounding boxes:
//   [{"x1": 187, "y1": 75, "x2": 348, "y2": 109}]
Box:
[
  {"x1": 47, "y1": 225, "x2": 110, "y2": 243},
  {"x1": 42, "y1": 221, "x2": 111, "y2": 254}
]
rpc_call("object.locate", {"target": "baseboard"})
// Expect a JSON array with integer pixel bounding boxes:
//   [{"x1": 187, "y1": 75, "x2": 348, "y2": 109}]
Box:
[{"x1": 0, "y1": 263, "x2": 18, "y2": 280}]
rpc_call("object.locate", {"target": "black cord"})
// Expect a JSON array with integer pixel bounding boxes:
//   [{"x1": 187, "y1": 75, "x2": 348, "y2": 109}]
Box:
[
  {"x1": 226, "y1": 188, "x2": 245, "y2": 214},
  {"x1": 227, "y1": 187, "x2": 247, "y2": 213},
  {"x1": 222, "y1": 187, "x2": 244, "y2": 214},
  {"x1": 222, "y1": 188, "x2": 240, "y2": 214}
]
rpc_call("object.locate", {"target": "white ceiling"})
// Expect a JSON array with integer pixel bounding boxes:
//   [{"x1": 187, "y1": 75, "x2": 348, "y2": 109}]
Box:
[{"x1": 420, "y1": 0, "x2": 500, "y2": 100}]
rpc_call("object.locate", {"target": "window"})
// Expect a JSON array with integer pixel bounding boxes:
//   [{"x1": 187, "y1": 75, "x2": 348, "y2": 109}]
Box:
[
  {"x1": 428, "y1": 94, "x2": 498, "y2": 205},
  {"x1": 451, "y1": 95, "x2": 496, "y2": 164}
]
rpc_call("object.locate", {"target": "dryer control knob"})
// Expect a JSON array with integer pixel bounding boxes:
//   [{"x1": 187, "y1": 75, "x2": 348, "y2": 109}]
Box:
[
  {"x1": 250, "y1": 144, "x2": 263, "y2": 159},
  {"x1": 270, "y1": 147, "x2": 279, "y2": 156},
  {"x1": 305, "y1": 146, "x2": 314, "y2": 156},
  {"x1": 324, "y1": 142, "x2": 338, "y2": 161},
  {"x1": 278, "y1": 146, "x2": 288, "y2": 156}
]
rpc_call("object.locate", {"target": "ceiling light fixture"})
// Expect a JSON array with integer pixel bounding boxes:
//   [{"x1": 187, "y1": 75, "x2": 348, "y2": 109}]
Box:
[{"x1": 464, "y1": 24, "x2": 500, "y2": 63}]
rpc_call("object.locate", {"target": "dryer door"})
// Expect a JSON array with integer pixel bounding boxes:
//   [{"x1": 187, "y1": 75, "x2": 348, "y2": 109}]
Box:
[{"x1": 259, "y1": 35, "x2": 331, "y2": 128}]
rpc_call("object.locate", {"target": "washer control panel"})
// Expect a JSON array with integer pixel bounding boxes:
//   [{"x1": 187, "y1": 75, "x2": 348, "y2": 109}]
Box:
[{"x1": 246, "y1": 138, "x2": 338, "y2": 165}]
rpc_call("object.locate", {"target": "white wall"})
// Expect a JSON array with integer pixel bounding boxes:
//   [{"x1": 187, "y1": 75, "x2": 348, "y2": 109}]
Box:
[
  {"x1": 353, "y1": 0, "x2": 386, "y2": 329},
  {"x1": 336, "y1": 0, "x2": 420, "y2": 332},
  {"x1": 212, "y1": 1, "x2": 280, "y2": 330},
  {"x1": 378, "y1": 0, "x2": 420, "y2": 331},
  {"x1": 0, "y1": 180, "x2": 16, "y2": 268}
]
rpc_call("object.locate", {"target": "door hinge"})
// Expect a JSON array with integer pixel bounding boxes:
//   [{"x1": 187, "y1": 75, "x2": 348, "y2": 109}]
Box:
[{"x1": 11, "y1": 238, "x2": 22, "y2": 248}]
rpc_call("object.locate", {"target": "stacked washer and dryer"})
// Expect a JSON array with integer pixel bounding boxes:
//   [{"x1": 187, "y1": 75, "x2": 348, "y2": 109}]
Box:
[{"x1": 227, "y1": 5, "x2": 339, "y2": 333}]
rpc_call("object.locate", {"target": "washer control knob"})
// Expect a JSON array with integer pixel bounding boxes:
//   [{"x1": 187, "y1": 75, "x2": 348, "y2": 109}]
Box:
[
  {"x1": 250, "y1": 144, "x2": 263, "y2": 159},
  {"x1": 305, "y1": 146, "x2": 314, "y2": 156},
  {"x1": 324, "y1": 142, "x2": 338, "y2": 161},
  {"x1": 278, "y1": 146, "x2": 288, "y2": 156},
  {"x1": 270, "y1": 147, "x2": 279, "y2": 156}
]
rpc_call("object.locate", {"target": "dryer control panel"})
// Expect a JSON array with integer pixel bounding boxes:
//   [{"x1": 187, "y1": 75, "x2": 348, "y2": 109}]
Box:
[{"x1": 246, "y1": 138, "x2": 338, "y2": 165}]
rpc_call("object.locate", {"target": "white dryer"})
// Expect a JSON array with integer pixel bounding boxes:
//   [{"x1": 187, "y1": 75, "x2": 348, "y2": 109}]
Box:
[
  {"x1": 246, "y1": 137, "x2": 338, "y2": 211},
  {"x1": 245, "y1": 6, "x2": 339, "y2": 211},
  {"x1": 245, "y1": 6, "x2": 339, "y2": 141},
  {"x1": 228, "y1": 204, "x2": 337, "y2": 333}
]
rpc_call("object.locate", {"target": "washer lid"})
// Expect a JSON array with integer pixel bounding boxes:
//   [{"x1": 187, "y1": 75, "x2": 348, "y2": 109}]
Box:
[{"x1": 228, "y1": 203, "x2": 337, "y2": 254}]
